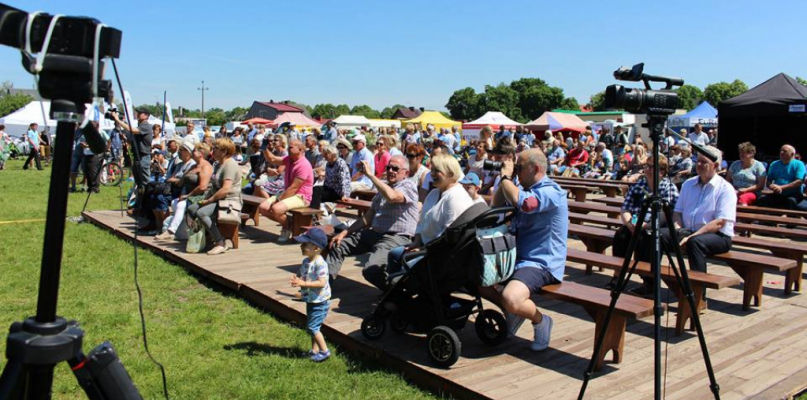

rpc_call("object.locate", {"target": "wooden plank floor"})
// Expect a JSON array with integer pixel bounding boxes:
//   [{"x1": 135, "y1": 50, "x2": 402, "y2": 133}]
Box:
[{"x1": 83, "y1": 209, "x2": 807, "y2": 400}]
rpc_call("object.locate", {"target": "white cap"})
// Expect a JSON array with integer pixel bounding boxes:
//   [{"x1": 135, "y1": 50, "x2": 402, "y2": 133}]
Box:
[{"x1": 352, "y1": 134, "x2": 367, "y2": 144}]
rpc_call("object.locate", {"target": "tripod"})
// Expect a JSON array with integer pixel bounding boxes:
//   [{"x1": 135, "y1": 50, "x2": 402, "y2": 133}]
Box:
[{"x1": 577, "y1": 115, "x2": 720, "y2": 400}]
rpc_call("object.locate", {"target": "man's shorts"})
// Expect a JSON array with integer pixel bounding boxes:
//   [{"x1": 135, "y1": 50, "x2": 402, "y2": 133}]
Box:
[
  {"x1": 264, "y1": 194, "x2": 308, "y2": 211},
  {"x1": 509, "y1": 267, "x2": 559, "y2": 295}
]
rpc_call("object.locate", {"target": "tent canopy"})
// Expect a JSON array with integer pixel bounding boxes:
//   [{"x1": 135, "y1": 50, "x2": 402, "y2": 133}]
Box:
[
  {"x1": 242, "y1": 117, "x2": 273, "y2": 125},
  {"x1": 367, "y1": 119, "x2": 401, "y2": 129},
  {"x1": 403, "y1": 111, "x2": 461, "y2": 131},
  {"x1": 462, "y1": 111, "x2": 522, "y2": 129},
  {"x1": 719, "y1": 73, "x2": 807, "y2": 118},
  {"x1": 268, "y1": 113, "x2": 321, "y2": 129},
  {"x1": 526, "y1": 112, "x2": 589, "y2": 132},
  {"x1": 667, "y1": 101, "x2": 718, "y2": 128},
  {"x1": 0, "y1": 100, "x2": 120, "y2": 137},
  {"x1": 332, "y1": 115, "x2": 371, "y2": 128}
]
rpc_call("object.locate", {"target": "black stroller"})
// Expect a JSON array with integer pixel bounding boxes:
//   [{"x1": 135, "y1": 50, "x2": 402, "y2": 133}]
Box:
[{"x1": 360, "y1": 203, "x2": 517, "y2": 368}]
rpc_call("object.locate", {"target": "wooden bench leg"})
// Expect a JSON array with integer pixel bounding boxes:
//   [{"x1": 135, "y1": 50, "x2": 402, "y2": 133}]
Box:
[
  {"x1": 603, "y1": 187, "x2": 618, "y2": 198},
  {"x1": 580, "y1": 239, "x2": 607, "y2": 274},
  {"x1": 573, "y1": 189, "x2": 587, "y2": 203},
  {"x1": 288, "y1": 214, "x2": 314, "y2": 237},
  {"x1": 665, "y1": 279, "x2": 705, "y2": 336},
  {"x1": 730, "y1": 265, "x2": 763, "y2": 311},
  {"x1": 585, "y1": 307, "x2": 625, "y2": 371},
  {"x1": 241, "y1": 204, "x2": 260, "y2": 227},
  {"x1": 218, "y1": 223, "x2": 239, "y2": 249},
  {"x1": 771, "y1": 250, "x2": 802, "y2": 295}
]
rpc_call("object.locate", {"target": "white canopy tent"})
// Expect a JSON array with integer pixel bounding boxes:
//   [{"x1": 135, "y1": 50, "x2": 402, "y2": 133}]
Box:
[
  {"x1": 332, "y1": 115, "x2": 372, "y2": 129},
  {"x1": 461, "y1": 111, "x2": 522, "y2": 140},
  {"x1": 0, "y1": 100, "x2": 120, "y2": 137}
]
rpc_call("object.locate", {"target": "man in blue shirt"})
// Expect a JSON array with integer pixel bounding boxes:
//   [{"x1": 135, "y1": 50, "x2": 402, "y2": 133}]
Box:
[
  {"x1": 546, "y1": 139, "x2": 566, "y2": 175},
  {"x1": 349, "y1": 134, "x2": 375, "y2": 191},
  {"x1": 479, "y1": 148, "x2": 568, "y2": 352},
  {"x1": 756, "y1": 144, "x2": 805, "y2": 210}
]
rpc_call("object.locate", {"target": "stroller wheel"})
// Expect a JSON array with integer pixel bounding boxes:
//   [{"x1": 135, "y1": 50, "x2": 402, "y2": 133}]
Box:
[
  {"x1": 427, "y1": 326, "x2": 461, "y2": 368},
  {"x1": 475, "y1": 309, "x2": 508, "y2": 346},
  {"x1": 389, "y1": 314, "x2": 408, "y2": 334},
  {"x1": 361, "y1": 315, "x2": 386, "y2": 340}
]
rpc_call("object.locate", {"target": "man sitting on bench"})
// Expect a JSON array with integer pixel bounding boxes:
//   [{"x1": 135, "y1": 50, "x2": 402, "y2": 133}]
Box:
[
  {"x1": 259, "y1": 139, "x2": 314, "y2": 242},
  {"x1": 326, "y1": 155, "x2": 419, "y2": 290},
  {"x1": 755, "y1": 144, "x2": 805, "y2": 210},
  {"x1": 667, "y1": 146, "x2": 736, "y2": 281},
  {"x1": 478, "y1": 148, "x2": 568, "y2": 351}
]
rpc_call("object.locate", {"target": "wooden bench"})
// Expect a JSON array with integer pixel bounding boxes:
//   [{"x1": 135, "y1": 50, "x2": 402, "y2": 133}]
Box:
[
  {"x1": 541, "y1": 281, "x2": 655, "y2": 370},
  {"x1": 557, "y1": 183, "x2": 592, "y2": 202},
  {"x1": 567, "y1": 223, "x2": 797, "y2": 310},
  {"x1": 737, "y1": 204, "x2": 807, "y2": 219},
  {"x1": 241, "y1": 194, "x2": 265, "y2": 226},
  {"x1": 735, "y1": 212, "x2": 807, "y2": 228},
  {"x1": 568, "y1": 212, "x2": 623, "y2": 229},
  {"x1": 350, "y1": 189, "x2": 377, "y2": 201},
  {"x1": 287, "y1": 208, "x2": 324, "y2": 236},
  {"x1": 553, "y1": 177, "x2": 622, "y2": 197},
  {"x1": 735, "y1": 222, "x2": 807, "y2": 240},
  {"x1": 218, "y1": 213, "x2": 250, "y2": 249},
  {"x1": 592, "y1": 197, "x2": 625, "y2": 207},
  {"x1": 566, "y1": 248, "x2": 741, "y2": 336},
  {"x1": 336, "y1": 197, "x2": 372, "y2": 215},
  {"x1": 567, "y1": 200, "x2": 622, "y2": 218}
]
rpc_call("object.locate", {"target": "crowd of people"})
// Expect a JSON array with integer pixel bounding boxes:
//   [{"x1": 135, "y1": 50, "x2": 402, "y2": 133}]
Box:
[{"x1": 15, "y1": 107, "x2": 804, "y2": 360}]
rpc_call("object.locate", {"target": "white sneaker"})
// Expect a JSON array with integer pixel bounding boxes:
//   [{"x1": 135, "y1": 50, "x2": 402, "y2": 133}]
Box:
[
  {"x1": 531, "y1": 315, "x2": 553, "y2": 351},
  {"x1": 278, "y1": 228, "x2": 291, "y2": 243},
  {"x1": 505, "y1": 312, "x2": 526, "y2": 337}
]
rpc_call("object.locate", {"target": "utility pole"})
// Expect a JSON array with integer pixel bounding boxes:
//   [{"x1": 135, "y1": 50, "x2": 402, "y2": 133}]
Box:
[{"x1": 197, "y1": 80, "x2": 209, "y2": 119}]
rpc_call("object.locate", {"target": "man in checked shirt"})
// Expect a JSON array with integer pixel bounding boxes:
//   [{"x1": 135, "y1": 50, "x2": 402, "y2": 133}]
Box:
[{"x1": 325, "y1": 155, "x2": 420, "y2": 290}]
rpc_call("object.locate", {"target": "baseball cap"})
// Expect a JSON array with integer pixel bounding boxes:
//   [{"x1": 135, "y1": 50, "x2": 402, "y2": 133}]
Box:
[
  {"x1": 293, "y1": 227, "x2": 328, "y2": 249},
  {"x1": 352, "y1": 134, "x2": 367, "y2": 144},
  {"x1": 459, "y1": 172, "x2": 481, "y2": 187}
]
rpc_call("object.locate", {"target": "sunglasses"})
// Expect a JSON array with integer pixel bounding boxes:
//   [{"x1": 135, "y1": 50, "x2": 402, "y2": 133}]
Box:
[
  {"x1": 386, "y1": 165, "x2": 401, "y2": 172},
  {"x1": 337, "y1": 146, "x2": 347, "y2": 150},
  {"x1": 405, "y1": 153, "x2": 418, "y2": 159}
]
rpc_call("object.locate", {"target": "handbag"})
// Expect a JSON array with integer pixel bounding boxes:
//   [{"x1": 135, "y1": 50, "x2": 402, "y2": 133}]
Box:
[
  {"x1": 475, "y1": 225, "x2": 517, "y2": 287},
  {"x1": 186, "y1": 219, "x2": 206, "y2": 253},
  {"x1": 217, "y1": 197, "x2": 243, "y2": 224}
]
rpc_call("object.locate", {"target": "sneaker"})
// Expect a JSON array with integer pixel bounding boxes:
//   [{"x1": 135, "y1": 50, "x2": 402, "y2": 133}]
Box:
[
  {"x1": 154, "y1": 231, "x2": 174, "y2": 241},
  {"x1": 311, "y1": 350, "x2": 331, "y2": 362},
  {"x1": 531, "y1": 315, "x2": 553, "y2": 351},
  {"x1": 278, "y1": 228, "x2": 291, "y2": 243},
  {"x1": 505, "y1": 311, "x2": 526, "y2": 337},
  {"x1": 207, "y1": 245, "x2": 228, "y2": 255}
]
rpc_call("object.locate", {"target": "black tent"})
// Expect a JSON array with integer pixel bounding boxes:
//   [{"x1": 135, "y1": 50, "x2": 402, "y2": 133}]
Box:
[{"x1": 718, "y1": 73, "x2": 807, "y2": 161}]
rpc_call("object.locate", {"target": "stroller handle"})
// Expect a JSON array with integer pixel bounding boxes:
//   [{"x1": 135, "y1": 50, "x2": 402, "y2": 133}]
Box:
[{"x1": 472, "y1": 206, "x2": 517, "y2": 227}]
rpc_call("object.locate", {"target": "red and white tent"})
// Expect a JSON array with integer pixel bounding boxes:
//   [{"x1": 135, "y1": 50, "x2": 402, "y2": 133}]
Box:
[
  {"x1": 461, "y1": 111, "x2": 522, "y2": 140},
  {"x1": 268, "y1": 112, "x2": 321, "y2": 129}
]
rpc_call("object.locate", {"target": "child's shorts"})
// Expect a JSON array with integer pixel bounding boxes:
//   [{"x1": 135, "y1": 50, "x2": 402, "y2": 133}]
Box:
[{"x1": 306, "y1": 300, "x2": 330, "y2": 335}]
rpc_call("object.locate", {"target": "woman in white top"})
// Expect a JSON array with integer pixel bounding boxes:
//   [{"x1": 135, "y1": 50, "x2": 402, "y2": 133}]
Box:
[
  {"x1": 385, "y1": 154, "x2": 474, "y2": 278},
  {"x1": 405, "y1": 143, "x2": 429, "y2": 190},
  {"x1": 465, "y1": 140, "x2": 488, "y2": 177}
]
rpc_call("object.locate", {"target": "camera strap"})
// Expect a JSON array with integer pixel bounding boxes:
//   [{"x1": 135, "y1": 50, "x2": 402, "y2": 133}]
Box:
[{"x1": 24, "y1": 12, "x2": 63, "y2": 134}]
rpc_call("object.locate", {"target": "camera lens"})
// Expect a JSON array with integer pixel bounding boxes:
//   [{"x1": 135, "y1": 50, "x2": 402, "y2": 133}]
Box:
[{"x1": 482, "y1": 160, "x2": 502, "y2": 171}]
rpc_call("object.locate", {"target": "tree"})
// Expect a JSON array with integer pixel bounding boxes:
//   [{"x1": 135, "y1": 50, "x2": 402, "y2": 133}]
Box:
[
  {"x1": 559, "y1": 97, "x2": 580, "y2": 111},
  {"x1": 703, "y1": 79, "x2": 748, "y2": 106},
  {"x1": 445, "y1": 87, "x2": 481, "y2": 120},
  {"x1": 334, "y1": 104, "x2": 351, "y2": 117},
  {"x1": 135, "y1": 103, "x2": 164, "y2": 118},
  {"x1": 204, "y1": 107, "x2": 226, "y2": 126},
  {"x1": 478, "y1": 84, "x2": 522, "y2": 122},
  {"x1": 797, "y1": 76, "x2": 807, "y2": 87},
  {"x1": 379, "y1": 104, "x2": 407, "y2": 119},
  {"x1": 349, "y1": 104, "x2": 380, "y2": 119},
  {"x1": 0, "y1": 93, "x2": 33, "y2": 117},
  {"x1": 675, "y1": 84, "x2": 704, "y2": 110},
  {"x1": 225, "y1": 107, "x2": 249, "y2": 122},
  {"x1": 588, "y1": 91, "x2": 607, "y2": 111}
]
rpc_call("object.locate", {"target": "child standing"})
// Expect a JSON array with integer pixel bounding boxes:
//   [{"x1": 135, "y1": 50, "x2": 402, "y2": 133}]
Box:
[{"x1": 289, "y1": 228, "x2": 332, "y2": 362}]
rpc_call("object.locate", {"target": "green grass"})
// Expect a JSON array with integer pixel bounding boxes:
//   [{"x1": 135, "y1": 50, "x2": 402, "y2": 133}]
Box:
[{"x1": 0, "y1": 158, "x2": 438, "y2": 399}]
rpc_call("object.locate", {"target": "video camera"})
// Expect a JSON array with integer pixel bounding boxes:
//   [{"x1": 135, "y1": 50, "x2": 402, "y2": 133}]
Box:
[{"x1": 604, "y1": 63, "x2": 682, "y2": 115}]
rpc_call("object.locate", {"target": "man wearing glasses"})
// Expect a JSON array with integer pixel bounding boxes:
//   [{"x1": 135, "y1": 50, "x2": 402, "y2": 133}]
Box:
[{"x1": 325, "y1": 155, "x2": 419, "y2": 290}]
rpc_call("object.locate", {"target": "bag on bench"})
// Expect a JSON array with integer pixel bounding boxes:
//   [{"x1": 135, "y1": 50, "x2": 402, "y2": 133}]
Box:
[
  {"x1": 217, "y1": 197, "x2": 243, "y2": 224},
  {"x1": 475, "y1": 225, "x2": 517, "y2": 287}
]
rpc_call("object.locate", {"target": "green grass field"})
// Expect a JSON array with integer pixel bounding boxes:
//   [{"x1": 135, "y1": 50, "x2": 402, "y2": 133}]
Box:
[{"x1": 0, "y1": 158, "x2": 437, "y2": 399}]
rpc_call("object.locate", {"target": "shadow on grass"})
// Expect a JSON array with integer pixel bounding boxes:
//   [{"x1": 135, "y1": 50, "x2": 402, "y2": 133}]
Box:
[{"x1": 224, "y1": 342, "x2": 310, "y2": 359}]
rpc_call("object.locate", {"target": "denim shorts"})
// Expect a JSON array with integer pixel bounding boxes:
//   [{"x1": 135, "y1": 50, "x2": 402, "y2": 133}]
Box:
[
  {"x1": 306, "y1": 300, "x2": 330, "y2": 335},
  {"x1": 70, "y1": 151, "x2": 84, "y2": 173},
  {"x1": 154, "y1": 193, "x2": 173, "y2": 212},
  {"x1": 509, "y1": 267, "x2": 559, "y2": 296}
]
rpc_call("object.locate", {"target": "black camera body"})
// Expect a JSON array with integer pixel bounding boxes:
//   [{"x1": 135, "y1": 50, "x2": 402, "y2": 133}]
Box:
[
  {"x1": 483, "y1": 159, "x2": 502, "y2": 171},
  {"x1": 604, "y1": 63, "x2": 682, "y2": 115}
]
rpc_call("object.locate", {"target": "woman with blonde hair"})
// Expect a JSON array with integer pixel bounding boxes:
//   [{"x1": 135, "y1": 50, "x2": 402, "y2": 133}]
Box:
[{"x1": 480, "y1": 125, "x2": 494, "y2": 149}]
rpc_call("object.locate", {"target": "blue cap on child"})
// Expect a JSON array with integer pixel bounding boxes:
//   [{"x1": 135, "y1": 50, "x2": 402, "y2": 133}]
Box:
[{"x1": 294, "y1": 227, "x2": 328, "y2": 249}]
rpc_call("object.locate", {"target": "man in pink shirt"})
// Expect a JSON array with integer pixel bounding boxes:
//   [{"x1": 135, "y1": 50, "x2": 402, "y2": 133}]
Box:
[
  {"x1": 374, "y1": 135, "x2": 392, "y2": 178},
  {"x1": 260, "y1": 139, "x2": 314, "y2": 242}
]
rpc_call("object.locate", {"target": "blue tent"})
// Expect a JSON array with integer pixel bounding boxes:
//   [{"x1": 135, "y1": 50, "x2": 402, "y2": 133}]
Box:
[{"x1": 667, "y1": 101, "x2": 718, "y2": 130}]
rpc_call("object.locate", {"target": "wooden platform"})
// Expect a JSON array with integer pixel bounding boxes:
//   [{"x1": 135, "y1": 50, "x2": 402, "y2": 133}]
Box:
[{"x1": 83, "y1": 209, "x2": 807, "y2": 400}]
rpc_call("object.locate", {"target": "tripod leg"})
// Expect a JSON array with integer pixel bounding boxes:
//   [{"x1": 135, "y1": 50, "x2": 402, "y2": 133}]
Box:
[
  {"x1": 0, "y1": 358, "x2": 24, "y2": 398},
  {"x1": 661, "y1": 205, "x2": 721, "y2": 399},
  {"x1": 578, "y1": 203, "x2": 650, "y2": 399}
]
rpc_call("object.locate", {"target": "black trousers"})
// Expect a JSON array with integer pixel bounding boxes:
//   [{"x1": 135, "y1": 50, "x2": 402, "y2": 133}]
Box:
[
  {"x1": 756, "y1": 192, "x2": 803, "y2": 210},
  {"x1": 24, "y1": 148, "x2": 42, "y2": 170},
  {"x1": 82, "y1": 153, "x2": 103, "y2": 192}
]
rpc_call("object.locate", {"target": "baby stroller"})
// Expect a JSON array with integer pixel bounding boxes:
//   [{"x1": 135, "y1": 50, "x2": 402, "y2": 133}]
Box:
[{"x1": 360, "y1": 203, "x2": 518, "y2": 368}]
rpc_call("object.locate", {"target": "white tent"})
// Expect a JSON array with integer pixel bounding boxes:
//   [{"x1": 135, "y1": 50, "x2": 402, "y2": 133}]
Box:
[
  {"x1": 461, "y1": 111, "x2": 522, "y2": 140},
  {"x1": 332, "y1": 115, "x2": 371, "y2": 129},
  {"x1": 0, "y1": 100, "x2": 120, "y2": 137}
]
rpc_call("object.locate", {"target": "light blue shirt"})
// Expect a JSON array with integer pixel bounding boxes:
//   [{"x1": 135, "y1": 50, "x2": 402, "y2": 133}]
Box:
[
  {"x1": 509, "y1": 176, "x2": 568, "y2": 282},
  {"x1": 675, "y1": 174, "x2": 737, "y2": 237},
  {"x1": 350, "y1": 146, "x2": 375, "y2": 188},
  {"x1": 27, "y1": 130, "x2": 39, "y2": 150},
  {"x1": 767, "y1": 159, "x2": 806, "y2": 196},
  {"x1": 548, "y1": 146, "x2": 565, "y2": 163}
]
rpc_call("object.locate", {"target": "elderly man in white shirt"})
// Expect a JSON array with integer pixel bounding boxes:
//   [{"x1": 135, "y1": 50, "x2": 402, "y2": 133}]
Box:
[
  {"x1": 667, "y1": 145, "x2": 736, "y2": 277},
  {"x1": 687, "y1": 123, "x2": 709, "y2": 147}
]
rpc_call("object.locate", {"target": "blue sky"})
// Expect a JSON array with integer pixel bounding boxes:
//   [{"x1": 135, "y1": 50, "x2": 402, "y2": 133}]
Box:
[{"x1": 2, "y1": 0, "x2": 805, "y2": 112}]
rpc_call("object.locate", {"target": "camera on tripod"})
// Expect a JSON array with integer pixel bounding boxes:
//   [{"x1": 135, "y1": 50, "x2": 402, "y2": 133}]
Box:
[
  {"x1": 604, "y1": 63, "x2": 682, "y2": 115},
  {"x1": 104, "y1": 107, "x2": 123, "y2": 120}
]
